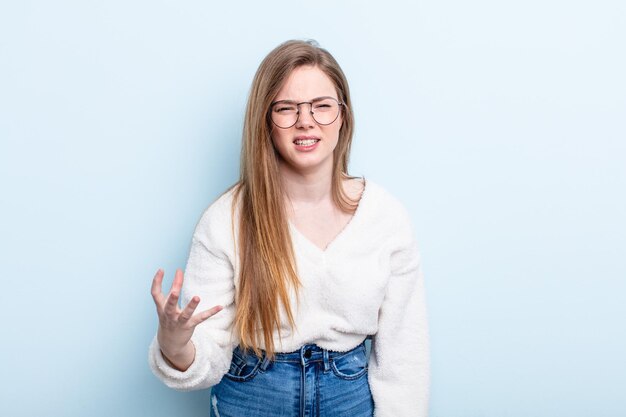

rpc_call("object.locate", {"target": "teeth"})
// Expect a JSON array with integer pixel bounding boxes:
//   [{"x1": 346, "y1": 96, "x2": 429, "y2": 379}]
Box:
[{"x1": 295, "y1": 139, "x2": 319, "y2": 146}]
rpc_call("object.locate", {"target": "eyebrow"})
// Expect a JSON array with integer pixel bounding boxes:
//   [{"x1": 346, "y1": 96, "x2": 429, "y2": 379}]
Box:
[{"x1": 271, "y1": 96, "x2": 337, "y2": 105}]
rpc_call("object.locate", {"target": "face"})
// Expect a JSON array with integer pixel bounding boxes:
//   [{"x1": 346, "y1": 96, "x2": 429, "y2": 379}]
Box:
[{"x1": 270, "y1": 65, "x2": 343, "y2": 176}]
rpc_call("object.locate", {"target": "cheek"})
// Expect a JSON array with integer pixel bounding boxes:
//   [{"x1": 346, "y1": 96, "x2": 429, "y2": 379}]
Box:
[
  {"x1": 270, "y1": 130, "x2": 292, "y2": 155},
  {"x1": 333, "y1": 116, "x2": 344, "y2": 140},
  {"x1": 325, "y1": 124, "x2": 342, "y2": 144},
  {"x1": 274, "y1": 131, "x2": 288, "y2": 144}
]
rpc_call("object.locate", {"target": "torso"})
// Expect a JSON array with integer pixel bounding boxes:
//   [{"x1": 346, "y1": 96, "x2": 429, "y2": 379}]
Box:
[{"x1": 286, "y1": 178, "x2": 365, "y2": 252}]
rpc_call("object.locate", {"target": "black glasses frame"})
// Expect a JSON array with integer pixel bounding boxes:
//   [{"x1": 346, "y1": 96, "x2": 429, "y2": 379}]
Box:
[{"x1": 269, "y1": 96, "x2": 345, "y2": 129}]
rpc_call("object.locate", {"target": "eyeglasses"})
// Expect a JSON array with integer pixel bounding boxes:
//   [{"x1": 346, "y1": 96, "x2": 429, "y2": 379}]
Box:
[{"x1": 270, "y1": 96, "x2": 345, "y2": 129}]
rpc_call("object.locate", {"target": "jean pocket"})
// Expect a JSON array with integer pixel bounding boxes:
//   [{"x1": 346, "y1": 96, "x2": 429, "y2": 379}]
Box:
[
  {"x1": 330, "y1": 344, "x2": 368, "y2": 380},
  {"x1": 224, "y1": 348, "x2": 262, "y2": 382}
]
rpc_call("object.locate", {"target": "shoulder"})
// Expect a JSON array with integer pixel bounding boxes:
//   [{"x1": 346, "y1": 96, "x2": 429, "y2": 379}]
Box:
[
  {"x1": 364, "y1": 178, "x2": 413, "y2": 223},
  {"x1": 343, "y1": 176, "x2": 366, "y2": 200},
  {"x1": 193, "y1": 184, "x2": 240, "y2": 243},
  {"x1": 359, "y1": 177, "x2": 417, "y2": 249},
  {"x1": 364, "y1": 180, "x2": 422, "y2": 275}
]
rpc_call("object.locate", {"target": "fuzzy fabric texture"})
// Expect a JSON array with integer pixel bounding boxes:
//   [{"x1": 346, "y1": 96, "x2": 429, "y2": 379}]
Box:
[{"x1": 148, "y1": 178, "x2": 430, "y2": 416}]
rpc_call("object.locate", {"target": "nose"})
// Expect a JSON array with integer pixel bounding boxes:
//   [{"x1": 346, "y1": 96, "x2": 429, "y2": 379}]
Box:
[{"x1": 295, "y1": 103, "x2": 315, "y2": 129}]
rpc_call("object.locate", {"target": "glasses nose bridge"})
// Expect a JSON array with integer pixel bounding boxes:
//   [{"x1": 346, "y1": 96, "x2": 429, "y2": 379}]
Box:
[
  {"x1": 296, "y1": 101, "x2": 315, "y2": 114},
  {"x1": 295, "y1": 101, "x2": 315, "y2": 125}
]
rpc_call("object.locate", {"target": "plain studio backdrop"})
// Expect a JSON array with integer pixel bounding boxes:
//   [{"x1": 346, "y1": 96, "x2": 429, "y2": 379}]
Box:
[{"x1": 1, "y1": 1, "x2": 624, "y2": 416}]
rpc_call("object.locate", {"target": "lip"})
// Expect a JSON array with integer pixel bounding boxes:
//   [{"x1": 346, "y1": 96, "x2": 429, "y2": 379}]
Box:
[{"x1": 293, "y1": 135, "x2": 321, "y2": 143}]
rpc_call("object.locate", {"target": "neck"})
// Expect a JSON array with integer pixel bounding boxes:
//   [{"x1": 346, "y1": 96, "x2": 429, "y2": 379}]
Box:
[{"x1": 277, "y1": 159, "x2": 335, "y2": 205}]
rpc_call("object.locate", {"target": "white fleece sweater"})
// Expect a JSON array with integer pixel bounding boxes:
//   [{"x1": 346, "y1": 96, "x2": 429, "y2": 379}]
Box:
[{"x1": 148, "y1": 178, "x2": 430, "y2": 417}]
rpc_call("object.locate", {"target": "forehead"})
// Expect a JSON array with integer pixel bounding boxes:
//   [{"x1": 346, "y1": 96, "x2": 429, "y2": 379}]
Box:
[{"x1": 274, "y1": 65, "x2": 337, "y2": 101}]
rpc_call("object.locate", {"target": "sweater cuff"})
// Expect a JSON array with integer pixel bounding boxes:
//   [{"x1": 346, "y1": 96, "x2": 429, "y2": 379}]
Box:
[{"x1": 148, "y1": 333, "x2": 212, "y2": 391}]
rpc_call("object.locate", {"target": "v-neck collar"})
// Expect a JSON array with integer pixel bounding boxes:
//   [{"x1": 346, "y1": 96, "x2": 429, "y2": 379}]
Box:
[{"x1": 288, "y1": 177, "x2": 369, "y2": 255}]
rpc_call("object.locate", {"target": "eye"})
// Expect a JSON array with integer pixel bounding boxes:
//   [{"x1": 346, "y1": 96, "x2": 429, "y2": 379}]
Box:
[
  {"x1": 275, "y1": 105, "x2": 297, "y2": 113},
  {"x1": 313, "y1": 100, "x2": 336, "y2": 111}
]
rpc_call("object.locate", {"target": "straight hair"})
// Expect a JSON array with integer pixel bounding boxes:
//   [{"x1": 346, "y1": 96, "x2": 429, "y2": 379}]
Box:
[{"x1": 227, "y1": 39, "x2": 362, "y2": 360}]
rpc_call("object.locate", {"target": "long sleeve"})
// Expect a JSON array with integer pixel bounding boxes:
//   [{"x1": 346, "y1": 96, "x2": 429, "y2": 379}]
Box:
[
  {"x1": 148, "y1": 197, "x2": 239, "y2": 391},
  {"x1": 368, "y1": 206, "x2": 431, "y2": 416}
]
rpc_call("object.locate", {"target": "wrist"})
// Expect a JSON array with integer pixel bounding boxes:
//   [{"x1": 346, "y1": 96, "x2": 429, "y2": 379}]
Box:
[
  {"x1": 159, "y1": 338, "x2": 193, "y2": 359},
  {"x1": 160, "y1": 341, "x2": 195, "y2": 372},
  {"x1": 157, "y1": 327, "x2": 190, "y2": 356}
]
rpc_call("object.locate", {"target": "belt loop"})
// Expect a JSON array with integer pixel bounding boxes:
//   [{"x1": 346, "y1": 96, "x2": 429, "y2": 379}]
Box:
[
  {"x1": 323, "y1": 348, "x2": 330, "y2": 372},
  {"x1": 260, "y1": 351, "x2": 270, "y2": 371}
]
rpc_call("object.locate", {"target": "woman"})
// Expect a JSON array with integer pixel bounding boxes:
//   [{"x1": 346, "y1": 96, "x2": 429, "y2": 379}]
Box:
[{"x1": 149, "y1": 39, "x2": 430, "y2": 417}]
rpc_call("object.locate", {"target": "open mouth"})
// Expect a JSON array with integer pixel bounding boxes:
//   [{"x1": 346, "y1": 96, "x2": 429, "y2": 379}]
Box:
[{"x1": 293, "y1": 138, "x2": 320, "y2": 146}]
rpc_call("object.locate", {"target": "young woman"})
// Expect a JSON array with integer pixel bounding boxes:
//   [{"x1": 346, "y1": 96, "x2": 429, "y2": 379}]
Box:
[{"x1": 149, "y1": 39, "x2": 430, "y2": 417}]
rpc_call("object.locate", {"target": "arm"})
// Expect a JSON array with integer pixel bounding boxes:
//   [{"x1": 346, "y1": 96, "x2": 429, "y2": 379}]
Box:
[
  {"x1": 148, "y1": 201, "x2": 239, "y2": 391},
  {"x1": 368, "y1": 209, "x2": 431, "y2": 416}
]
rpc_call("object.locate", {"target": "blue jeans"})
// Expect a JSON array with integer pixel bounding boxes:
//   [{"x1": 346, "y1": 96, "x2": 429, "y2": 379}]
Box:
[{"x1": 209, "y1": 340, "x2": 374, "y2": 417}]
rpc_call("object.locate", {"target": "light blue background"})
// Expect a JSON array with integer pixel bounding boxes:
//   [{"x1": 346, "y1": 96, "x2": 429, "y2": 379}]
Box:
[{"x1": 1, "y1": 1, "x2": 625, "y2": 416}]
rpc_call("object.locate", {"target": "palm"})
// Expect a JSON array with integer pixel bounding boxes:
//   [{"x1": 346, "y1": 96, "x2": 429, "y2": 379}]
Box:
[{"x1": 151, "y1": 268, "x2": 223, "y2": 354}]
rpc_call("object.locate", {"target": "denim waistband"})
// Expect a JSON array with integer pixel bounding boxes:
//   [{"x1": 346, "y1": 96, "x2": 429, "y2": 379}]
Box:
[{"x1": 234, "y1": 339, "x2": 367, "y2": 369}]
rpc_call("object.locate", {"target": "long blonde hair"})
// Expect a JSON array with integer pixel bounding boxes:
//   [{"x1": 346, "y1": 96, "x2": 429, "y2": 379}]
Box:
[{"x1": 229, "y1": 39, "x2": 362, "y2": 360}]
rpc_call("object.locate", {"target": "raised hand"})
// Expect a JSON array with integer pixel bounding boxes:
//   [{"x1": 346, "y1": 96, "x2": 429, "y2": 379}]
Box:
[{"x1": 151, "y1": 268, "x2": 223, "y2": 370}]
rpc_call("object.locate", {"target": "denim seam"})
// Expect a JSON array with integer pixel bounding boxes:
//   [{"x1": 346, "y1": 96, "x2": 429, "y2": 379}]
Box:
[
  {"x1": 224, "y1": 356, "x2": 262, "y2": 381},
  {"x1": 330, "y1": 362, "x2": 368, "y2": 380}
]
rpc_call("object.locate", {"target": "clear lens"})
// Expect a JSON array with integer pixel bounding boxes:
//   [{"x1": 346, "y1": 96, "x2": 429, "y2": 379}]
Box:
[
  {"x1": 271, "y1": 97, "x2": 341, "y2": 128},
  {"x1": 311, "y1": 98, "x2": 339, "y2": 125}
]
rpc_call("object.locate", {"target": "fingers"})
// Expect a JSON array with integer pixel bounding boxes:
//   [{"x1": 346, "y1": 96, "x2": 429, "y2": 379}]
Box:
[
  {"x1": 178, "y1": 296, "x2": 201, "y2": 323},
  {"x1": 170, "y1": 268, "x2": 184, "y2": 296},
  {"x1": 154, "y1": 268, "x2": 223, "y2": 328},
  {"x1": 164, "y1": 269, "x2": 185, "y2": 317},
  {"x1": 151, "y1": 269, "x2": 166, "y2": 307},
  {"x1": 164, "y1": 288, "x2": 180, "y2": 316},
  {"x1": 189, "y1": 305, "x2": 224, "y2": 327}
]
